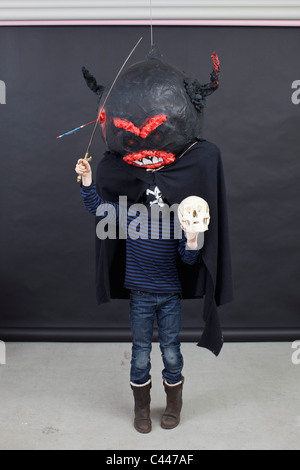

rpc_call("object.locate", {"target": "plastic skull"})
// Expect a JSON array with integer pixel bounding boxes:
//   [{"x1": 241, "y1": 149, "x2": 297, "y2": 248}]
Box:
[{"x1": 178, "y1": 196, "x2": 210, "y2": 233}]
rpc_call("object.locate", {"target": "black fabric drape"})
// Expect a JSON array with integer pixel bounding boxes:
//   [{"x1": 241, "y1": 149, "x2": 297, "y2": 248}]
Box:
[{"x1": 95, "y1": 140, "x2": 233, "y2": 355}]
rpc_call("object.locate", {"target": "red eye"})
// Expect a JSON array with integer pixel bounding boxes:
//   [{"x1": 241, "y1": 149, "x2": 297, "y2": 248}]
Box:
[
  {"x1": 98, "y1": 110, "x2": 106, "y2": 124},
  {"x1": 128, "y1": 139, "x2": 135, "y2": 145},
  {"x1": 155, "y1": 134, "x2": 161, "y2": 141}
]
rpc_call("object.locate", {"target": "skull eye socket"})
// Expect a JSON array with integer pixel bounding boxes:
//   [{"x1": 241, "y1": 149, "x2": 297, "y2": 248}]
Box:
[{"x1": 193, "y1": 210, "x2": 197, "y2": 217}]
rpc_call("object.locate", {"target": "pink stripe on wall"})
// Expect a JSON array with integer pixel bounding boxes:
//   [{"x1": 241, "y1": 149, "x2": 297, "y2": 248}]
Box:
[{"x1": 0, "y1": 19, "x2": 300, "y2": 27}]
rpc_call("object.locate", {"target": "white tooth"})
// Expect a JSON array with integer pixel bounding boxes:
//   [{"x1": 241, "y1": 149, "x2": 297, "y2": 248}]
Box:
[
  {"x1": 152, "y1": 156, "x2": 159, "y2": 163},
  {"x1": 135, "y1": 160, "x2": 143, "y2": 166},
  {"x1": 142, "y1": 158, "x2": 152, "y2": 165}
]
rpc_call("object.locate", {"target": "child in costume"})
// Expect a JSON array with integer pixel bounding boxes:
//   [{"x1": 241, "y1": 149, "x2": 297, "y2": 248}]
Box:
[
  {"x1": 75, "y1": 158, "x2": 203, "y2": 433},
  {"x1": 73, "y1": 46, "x2": 233, "y2": 433}
]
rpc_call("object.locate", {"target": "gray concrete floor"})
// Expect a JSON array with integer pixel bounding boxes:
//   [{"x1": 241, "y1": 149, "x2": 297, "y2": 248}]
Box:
[{"x1": 0, "y1": 341, "x2": 299, "y2": 450}]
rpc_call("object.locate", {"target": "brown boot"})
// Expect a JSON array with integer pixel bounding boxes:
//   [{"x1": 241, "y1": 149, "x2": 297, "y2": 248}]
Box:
[
  {"x1": 161, "y1": 377, "x2": 184, "y2": 429},
  {"x1": 131, "y1": 378, "x2": 152, "y2": 433}
]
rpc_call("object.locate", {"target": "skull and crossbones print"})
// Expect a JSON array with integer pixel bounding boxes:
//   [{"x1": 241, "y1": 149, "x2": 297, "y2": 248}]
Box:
[{"x1": 146, "y1": 186, "x2": 165, "y2": 207}]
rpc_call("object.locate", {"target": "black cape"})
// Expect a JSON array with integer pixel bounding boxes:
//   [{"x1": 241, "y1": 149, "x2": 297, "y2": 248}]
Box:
[{"x1": 94, "y1": 139, "x2": 233, "y2": 356}]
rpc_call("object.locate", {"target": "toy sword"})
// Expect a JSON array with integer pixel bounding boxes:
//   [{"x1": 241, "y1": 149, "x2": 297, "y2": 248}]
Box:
[{"x1": 76, "y1": 36, "x2": 143, "y2": 183}]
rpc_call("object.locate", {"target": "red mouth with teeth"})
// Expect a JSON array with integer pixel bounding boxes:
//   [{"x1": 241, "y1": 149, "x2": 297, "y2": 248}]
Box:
[{"x1": 123, "y1": 150, "x2": 176, "y2": 169}]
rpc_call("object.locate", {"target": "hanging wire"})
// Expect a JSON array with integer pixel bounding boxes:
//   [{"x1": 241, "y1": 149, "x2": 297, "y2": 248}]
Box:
[{"x1": 150, "y1": 0, "x2": 154, "y2": 47}]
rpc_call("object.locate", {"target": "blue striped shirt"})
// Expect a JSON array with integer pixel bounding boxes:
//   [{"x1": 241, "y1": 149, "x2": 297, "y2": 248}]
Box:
[{"x1": 80, "y1": 182, "x2": 201, "y2": 293}]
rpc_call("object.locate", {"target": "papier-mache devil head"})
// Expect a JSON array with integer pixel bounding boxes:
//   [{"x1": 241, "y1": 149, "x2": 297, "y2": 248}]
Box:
[{"x1": 82, "y1": 45, "x2": 220, "y2": 170}]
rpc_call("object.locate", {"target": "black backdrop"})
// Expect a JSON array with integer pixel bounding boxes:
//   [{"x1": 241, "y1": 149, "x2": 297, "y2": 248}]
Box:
[{"x1": 0, "y1": 25, "x2": 299, "y2": 342}]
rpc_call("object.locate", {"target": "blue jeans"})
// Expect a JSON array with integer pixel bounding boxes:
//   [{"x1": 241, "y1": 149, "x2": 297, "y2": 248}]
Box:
[{"x1": 129, "y1": 290, "x2": 184, "y2": 385}]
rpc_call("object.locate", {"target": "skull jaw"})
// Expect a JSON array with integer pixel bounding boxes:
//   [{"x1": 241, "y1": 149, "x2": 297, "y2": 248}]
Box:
[{"x1": 182, "y1": 221, "x2": 209, "y2": 233}]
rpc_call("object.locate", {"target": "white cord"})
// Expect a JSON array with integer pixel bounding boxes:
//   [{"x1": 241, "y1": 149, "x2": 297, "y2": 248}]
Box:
[{"x1": 150, "y1": 0, "x2": 153, "y2": 47}]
